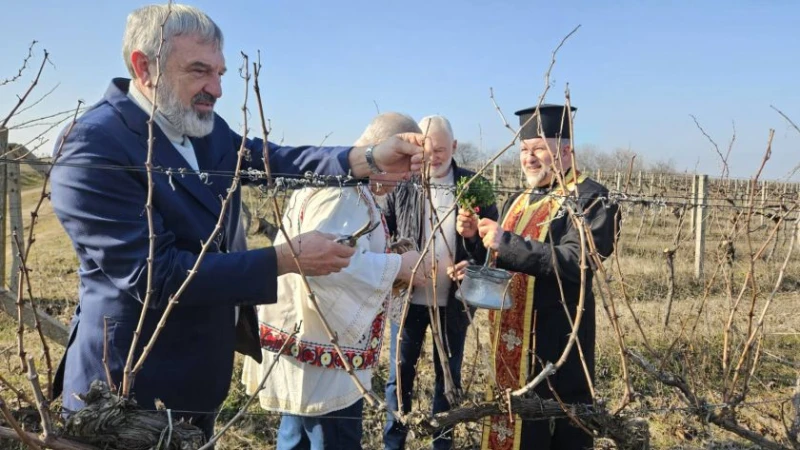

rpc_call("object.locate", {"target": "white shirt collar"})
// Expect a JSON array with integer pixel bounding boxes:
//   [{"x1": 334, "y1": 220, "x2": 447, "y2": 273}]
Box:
[{"x1": 431, "y1": 165, "x2": 454, "y2": 184}]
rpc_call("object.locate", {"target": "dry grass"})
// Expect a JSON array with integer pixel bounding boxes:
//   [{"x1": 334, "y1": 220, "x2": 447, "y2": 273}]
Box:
[{"x1": 0, "y1": 177, "x2": 798, "y2": 449}]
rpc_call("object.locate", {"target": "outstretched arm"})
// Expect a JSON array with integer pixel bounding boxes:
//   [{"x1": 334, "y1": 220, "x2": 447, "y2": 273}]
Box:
[
  {"x1": 489, "y1": 193, "x2": 619, "y2": 284},
  {"x1": 238, "y1": 131, "x2": 426, "y2": 179},
  {"x1": 50, "y1": 124, "x2": 277, "y2": 309}
]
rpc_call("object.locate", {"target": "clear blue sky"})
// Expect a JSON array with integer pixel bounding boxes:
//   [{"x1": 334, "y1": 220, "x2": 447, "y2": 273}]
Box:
[{"x1": 2, "y1": 0, "x2": 799, "y2": 180}]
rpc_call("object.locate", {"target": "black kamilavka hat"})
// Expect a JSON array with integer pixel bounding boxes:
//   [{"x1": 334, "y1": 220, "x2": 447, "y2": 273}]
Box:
[{"x1": 514, "y1": 104, "x2": 577, "y2": 140}]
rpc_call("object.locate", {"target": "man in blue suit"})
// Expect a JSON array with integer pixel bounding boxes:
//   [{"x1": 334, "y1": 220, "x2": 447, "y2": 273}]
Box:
[{"x1": 48, "y1": 3, "x2": 426, "y2": 440}]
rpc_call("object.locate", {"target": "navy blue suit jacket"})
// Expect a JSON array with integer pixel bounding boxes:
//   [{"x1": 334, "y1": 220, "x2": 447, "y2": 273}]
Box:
[{"x1": 49, "y1": 78, "x2": 355, "y2": 415}]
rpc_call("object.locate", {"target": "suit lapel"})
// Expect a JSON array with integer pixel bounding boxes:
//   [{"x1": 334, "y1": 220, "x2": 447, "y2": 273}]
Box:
[
  {"x1": 190, "y1": 131, "x2": 239, "y2": 252},
  {"x1": 148, "y1": 132, "x2": 223, "y2": 219},
  {"x1": 105, "y1": 78, "x2": 223, "y2": 220},
  {"x1": 192, "y1": 134, "x2": 234, "y2": 202}
]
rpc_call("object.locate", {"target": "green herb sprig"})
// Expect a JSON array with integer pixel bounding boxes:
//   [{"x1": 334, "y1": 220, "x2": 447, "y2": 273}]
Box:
[{"x1": 455, "y1": 175, "x2": 496, "y2": 214}]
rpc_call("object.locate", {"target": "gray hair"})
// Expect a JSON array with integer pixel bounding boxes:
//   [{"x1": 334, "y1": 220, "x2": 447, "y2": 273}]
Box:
[
  {"x1": 354, "y1": 112, "x2": 421, "y2": 146},
  {"x1": 122, "y1": 3, "x2": 224, "y2": 78},
  {"x1": 417, "y1": 115, "x2": 454, "y2": 140}
]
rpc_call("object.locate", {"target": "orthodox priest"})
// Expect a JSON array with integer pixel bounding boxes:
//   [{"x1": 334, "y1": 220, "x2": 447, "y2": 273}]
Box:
[{"x1": 453, "y1": 103, "x2": 620, "y2": 449}]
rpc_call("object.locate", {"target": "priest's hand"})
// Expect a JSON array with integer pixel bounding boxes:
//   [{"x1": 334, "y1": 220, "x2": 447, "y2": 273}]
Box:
[
  {"x1": 275, "y1": 231, "x2": 356, "y2": 276},
  {"x1": 478, "y1": 218, "x2": 504, "y2": 250},
  {"x1": 456, "y1": 209, "x2": 478, "y2": 239},
  {"x1": 447, "y1": 260, "x2": 469, "y2": 281}
]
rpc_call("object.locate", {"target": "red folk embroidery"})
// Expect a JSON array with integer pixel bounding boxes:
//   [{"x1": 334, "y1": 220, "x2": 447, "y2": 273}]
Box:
[{"x1": 259, "y1": 311, "x2": 386, "y2": 370}]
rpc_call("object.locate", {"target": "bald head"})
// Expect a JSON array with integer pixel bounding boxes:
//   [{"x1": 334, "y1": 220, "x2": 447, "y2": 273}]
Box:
[
  {"x1": 417, "y1": 115, "x2": 453, "y2": 141},
  {"x1": 354, "y1": 112, "x2": 421, "y2": 146}
]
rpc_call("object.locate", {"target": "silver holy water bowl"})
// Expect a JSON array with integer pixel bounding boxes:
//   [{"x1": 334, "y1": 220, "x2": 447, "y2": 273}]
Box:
[{"x1": 455, "y1": 264, "x2": 514, "y2": 310}]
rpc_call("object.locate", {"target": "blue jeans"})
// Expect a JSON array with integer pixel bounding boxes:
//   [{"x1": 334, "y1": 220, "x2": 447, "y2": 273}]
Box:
[
  {"x1": 383, "y1": 304, "x2": 468, "y2": 450},
  {"x1": 277, "y1": 399, "x2": 364, "y2": 450}
]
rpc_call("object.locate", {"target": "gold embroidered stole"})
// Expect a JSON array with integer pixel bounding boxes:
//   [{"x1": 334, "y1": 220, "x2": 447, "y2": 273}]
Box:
[{"x1": 481, "y1": 171, "x2": 586, "y2": 450}]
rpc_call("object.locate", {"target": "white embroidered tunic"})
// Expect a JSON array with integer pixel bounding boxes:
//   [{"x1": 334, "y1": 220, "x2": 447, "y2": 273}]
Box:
[{"x1": 241, "y1": 185, "x2": 401, "y2": 416}]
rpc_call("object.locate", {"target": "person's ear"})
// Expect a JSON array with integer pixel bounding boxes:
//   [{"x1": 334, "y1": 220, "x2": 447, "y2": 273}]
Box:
[{"x1": 131, "y1": 50, "x2": 154, "y2": 86}]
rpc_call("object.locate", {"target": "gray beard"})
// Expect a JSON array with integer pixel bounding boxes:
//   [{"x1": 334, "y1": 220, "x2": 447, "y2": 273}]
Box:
[
  {"x1": 525, "y1": 169, "x2": 549, "y2": 188},
  {"x1": 156, "y1": 82, "x2": 215, "y2": 137}
]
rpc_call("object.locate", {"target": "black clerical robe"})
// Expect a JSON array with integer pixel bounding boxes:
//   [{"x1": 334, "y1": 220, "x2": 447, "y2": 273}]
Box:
[{"x1": 479, "y1": 171, "x2": 619, "y2": 450}]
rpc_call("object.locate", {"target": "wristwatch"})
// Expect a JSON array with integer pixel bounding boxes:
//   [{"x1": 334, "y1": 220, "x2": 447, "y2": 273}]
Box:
[{"x1": 364, "y1": 145, "x2": 386, "y2": 175}]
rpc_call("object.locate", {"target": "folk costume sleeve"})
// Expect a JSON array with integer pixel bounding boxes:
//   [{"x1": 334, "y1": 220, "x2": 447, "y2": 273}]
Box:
[{"x1": 297, "y1": 188, "x2": 402, "y2": 344}]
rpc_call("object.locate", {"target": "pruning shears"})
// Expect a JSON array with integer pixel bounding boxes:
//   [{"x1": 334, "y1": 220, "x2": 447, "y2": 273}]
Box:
[{"x1": 335, "y1": 220, "x2": 381, "y2": 247}]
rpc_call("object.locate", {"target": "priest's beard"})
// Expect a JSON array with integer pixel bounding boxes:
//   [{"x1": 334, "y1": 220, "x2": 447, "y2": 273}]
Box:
[
  {"x1": 525, "y1": 167, "x2": 550, "y2": 188},
  {"x1": 156, "y1": 81, "x2": 215, "y2": 138}
]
